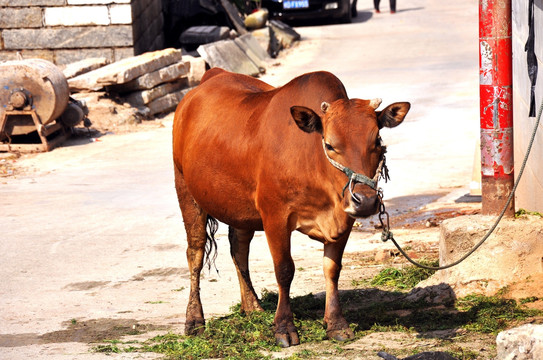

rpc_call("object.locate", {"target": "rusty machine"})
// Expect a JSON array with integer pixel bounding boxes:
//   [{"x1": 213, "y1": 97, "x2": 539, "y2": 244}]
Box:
[{"x1": 0, "y1": 58, "x2": 87, "y2": 152}]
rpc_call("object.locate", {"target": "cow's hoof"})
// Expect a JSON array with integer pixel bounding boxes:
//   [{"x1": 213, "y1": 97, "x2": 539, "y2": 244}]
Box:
[
  {"x1": 275, "y1": 331, "x2": 300, "y2": 348},
  {"x1": 327, "y1": 327, "x2": 355, "y2": 342},
  {"x1": 185, "y1": 319, "x2": 205, "y2": 336}
]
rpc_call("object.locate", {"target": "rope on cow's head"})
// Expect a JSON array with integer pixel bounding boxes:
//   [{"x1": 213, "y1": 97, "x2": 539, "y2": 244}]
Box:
[{"x1": 321, "y1": 137, "x2": 390, "y2": 200}]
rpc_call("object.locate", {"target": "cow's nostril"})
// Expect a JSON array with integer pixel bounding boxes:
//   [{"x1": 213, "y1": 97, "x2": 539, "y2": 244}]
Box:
[{"x1": 351, "y1": 192, "x2": 362, "y2": 204}]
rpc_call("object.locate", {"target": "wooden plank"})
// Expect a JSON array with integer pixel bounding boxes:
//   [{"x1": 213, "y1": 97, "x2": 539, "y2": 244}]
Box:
[{"x1": 68, "y1": 48, "x2": 183, "y2": 91}]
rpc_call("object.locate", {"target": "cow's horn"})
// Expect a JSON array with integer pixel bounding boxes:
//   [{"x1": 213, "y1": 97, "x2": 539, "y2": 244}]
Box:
[
  {"x1": 369, "y1": 98, "x2": 382, "y2": 109},
  {"x1": 321, "y1": 102, "x2": 330, "y2": 113}
]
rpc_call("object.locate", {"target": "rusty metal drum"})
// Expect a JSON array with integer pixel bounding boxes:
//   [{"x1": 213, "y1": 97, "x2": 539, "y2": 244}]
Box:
[{"x1": 0, "y1": 59, "x2": 69, "y2": 135}]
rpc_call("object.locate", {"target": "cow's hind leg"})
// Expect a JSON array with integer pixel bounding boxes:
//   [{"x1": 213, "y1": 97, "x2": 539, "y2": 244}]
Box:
[
  {"x1": 175, "y1": 165, "x2": 209, "y2": 336},
  {"x1": 228, "y1": 227, "x2": 263, "y2": 313}
]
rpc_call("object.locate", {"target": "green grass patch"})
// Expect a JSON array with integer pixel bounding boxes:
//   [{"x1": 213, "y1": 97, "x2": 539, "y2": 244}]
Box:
[
  {"x1": 515, "y1": 208, "x2": 543, "y2": 217},
  {"x1": 455, "y1": 294, "x2": 541, "y2": 334},
  {"x1": 370, "y1": 260, "x2": 439, "y2": 290},
  {"x1": 90, "y1": 278, "x2": 542, "y2": 359}
]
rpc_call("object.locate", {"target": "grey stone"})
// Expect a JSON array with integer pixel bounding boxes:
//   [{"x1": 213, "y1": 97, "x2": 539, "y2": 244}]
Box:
[
  {"x1": 108, "y1": 60, "x2": 189, "y2": 92},
  {"x1": 124, "y1": 80, "x2": 187, "y2": 106},
  {"x1": 496, "y1": 324, "x2": 543, "y2": 360},
  {"x1": 62, "y1": 57, "x2": 110, "y2": 79},
  {"x1": 404, "y1": 283, "x2": 456, "y2": 305},
  {"x1": 378, "y1": 351, "x2": 458, "y2": 360},
  {"x1": 55, "y1": 49, "x2": 115, "y2": 66},
  {"x1": 0, "y1": 7, "x2": 43, "y2": 29},
  {"x1": 3, "y1": 27, "x2": 133, "y2": 50},
  {"x1": 68, "y1": 48, "x2": 182, "y2": 91},
  {"x1": 0, "y1": 0, "x2": 64, "y2": 5},
  {"x1": 197, "y1": 39, "x2": 261, "y2": 76},
  {"x1": 146, "y1": 88, "x2": 191, "y2": 115},
  {"x1": 234, "y1": 33, "x2": 270, "y2": 72}
]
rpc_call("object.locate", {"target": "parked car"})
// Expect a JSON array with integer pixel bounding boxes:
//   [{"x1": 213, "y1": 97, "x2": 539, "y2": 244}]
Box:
[{"x1": 261, "y1": 0, "x2": 357, "y2": 23}]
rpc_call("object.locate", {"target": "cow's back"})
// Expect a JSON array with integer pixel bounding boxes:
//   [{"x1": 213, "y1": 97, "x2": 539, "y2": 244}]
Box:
[{"x1": 172, "y1": 69, "x2": 348, "y2": 229}]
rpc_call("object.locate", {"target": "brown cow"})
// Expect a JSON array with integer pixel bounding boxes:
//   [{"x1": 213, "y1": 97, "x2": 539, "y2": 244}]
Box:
[{"x1": 172, "y1": 68, "x2": 410, "y2": 347}]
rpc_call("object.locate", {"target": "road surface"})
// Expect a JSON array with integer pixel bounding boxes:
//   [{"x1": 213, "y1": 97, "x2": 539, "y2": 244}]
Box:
[{"x1": 0, "y1": 0, "x2": 479, "y2": 358}]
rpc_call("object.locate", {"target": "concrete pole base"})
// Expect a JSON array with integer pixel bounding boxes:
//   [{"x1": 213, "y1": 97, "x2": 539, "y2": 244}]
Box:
[{"x1": 420, "y1": 214, "x2": 543, "y2": 299}]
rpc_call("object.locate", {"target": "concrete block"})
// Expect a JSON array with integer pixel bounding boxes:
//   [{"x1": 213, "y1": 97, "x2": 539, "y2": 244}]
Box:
[
  {"x1": 0, "y1": 49, "x2": 55, "y2": 63},
  {"x1": 496, "y1": 324, "x2": 543, "y2": 360},
  {"x1": 124, "y1": 80, "x2": 187, "y2": 106},
  {"x1": 62, "y1": 57, "x2": 110, "y2": 79},
  {"x1": 146, "y1": 88, "x2": 191, "y2": 115},
  {"x1": 0, "y1": 0, "x2": 64, "y2": 6},
  {"x1": 113, "y1": 47, "x2": 136, "y2": 61},
  {"x1": 110, "y1": 4, "x2": 132, "y2": 24},
  {"x1": 109, "y1": 60, "x2": 189, "y2": 92},
  {"x1": 45, "y1": 6, "x2": 110, "y2": 26},
  {"x1": 3, "y1": 26, "x2": 133, "y2": 50},
  {"x1": 419, "y1": 215, "x2": 543, "y2": 298},
  {"x1": 55, "y1": 49, "x2": 115, "y2": 65},
  {"x1": 68, "y1": 48, "x2": 182, "y2": 91},
  {"x1": 251, "y1": 28, "x2": 271, "y2": 56},
  {"x1": 183, "y1": 55, "x2": 206, "y2": 87},
  {"x1": 0, "y1": 7, "x2": 43, "y2": 29},
  {"x1": 197, "y1": 39, "x2": 261, "y2": 76},
  {"x1": 234, "y1": 33, "x2": 270, "y2": 71}
]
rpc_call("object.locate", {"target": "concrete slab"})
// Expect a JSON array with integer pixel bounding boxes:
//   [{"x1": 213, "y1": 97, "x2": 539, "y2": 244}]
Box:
[
  {"x1": 68, "y1": 48, "x2": 183, "y2": 91},
  {"x1": 197, "y1": 39, "x2": 261, "y2": 76},
  {"x1": 420, "y1": 214, "x2": 543, "y2": 298}
]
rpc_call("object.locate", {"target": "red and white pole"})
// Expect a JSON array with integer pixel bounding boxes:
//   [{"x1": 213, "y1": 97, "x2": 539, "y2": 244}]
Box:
[{"x1": 479, "y1": 0, "x2": 514, "y2": 216}]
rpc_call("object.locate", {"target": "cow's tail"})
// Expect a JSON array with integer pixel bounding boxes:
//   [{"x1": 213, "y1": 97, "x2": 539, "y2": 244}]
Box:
[{"x1": 204, "y1": 215, "x2": 219, "y2": 272}]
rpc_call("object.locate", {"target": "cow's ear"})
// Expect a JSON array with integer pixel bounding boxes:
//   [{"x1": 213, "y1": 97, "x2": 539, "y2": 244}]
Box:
[
  {"x1": 377, "y1": 102, "x2": 411, "y2": 129},
  {"x1": 290, "y1": 106, "x2": 323, "y2": 134}
]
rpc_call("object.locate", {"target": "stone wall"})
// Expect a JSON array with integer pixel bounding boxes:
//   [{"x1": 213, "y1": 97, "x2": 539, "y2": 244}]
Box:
[
  {"x1": 512, "y1": 0, "x2": 543, "y2": 211},
  {"x1": 0, "y1": 0, "x2": 164, "y2": 65}
]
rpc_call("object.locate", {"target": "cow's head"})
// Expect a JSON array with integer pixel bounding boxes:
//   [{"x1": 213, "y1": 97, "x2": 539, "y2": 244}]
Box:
[{"x1": 290, "y1": 99, "x2": 410, "y2": 218}]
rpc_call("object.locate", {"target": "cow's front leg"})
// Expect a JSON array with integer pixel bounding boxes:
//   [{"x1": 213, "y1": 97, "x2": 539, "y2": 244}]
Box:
[
  {"x1": 323, "y1": 241, "x2": 354, "y2": 341},
  {"x1": 264, "y1": 226, "x2": 299, "y2": 348}
]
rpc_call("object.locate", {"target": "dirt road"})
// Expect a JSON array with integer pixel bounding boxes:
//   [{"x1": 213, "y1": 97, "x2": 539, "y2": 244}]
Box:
[{"x1": 0, "y1": 0, "x2": 481, "y2": 358}]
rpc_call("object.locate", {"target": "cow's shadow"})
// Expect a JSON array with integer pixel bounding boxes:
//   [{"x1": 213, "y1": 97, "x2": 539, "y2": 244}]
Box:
[{"x1": 258, "y1": 283, "x2": 482, "y2": 340}]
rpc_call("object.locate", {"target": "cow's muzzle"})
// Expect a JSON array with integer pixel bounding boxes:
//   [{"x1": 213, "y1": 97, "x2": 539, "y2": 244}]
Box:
[
  {"x1": 322, "y1": 138, "x2": 390, "y2": 218},
  {"x1": 346, "y1": 190, "x2": 379, "y2": 218}
]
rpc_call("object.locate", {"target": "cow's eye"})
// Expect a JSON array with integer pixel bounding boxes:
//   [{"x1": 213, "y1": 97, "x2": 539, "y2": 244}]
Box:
[{"x1": 325, "y1": 143, "x2": 335, "y2": 152}]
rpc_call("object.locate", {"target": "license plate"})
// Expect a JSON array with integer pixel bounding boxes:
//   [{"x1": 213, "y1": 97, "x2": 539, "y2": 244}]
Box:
[{"x1": 283, "y1": 0, "x2": 309, "y2": 9}]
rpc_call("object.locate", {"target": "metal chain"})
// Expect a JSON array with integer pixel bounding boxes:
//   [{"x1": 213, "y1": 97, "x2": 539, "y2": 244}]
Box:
[{"x1": 379, "y1": 99, "x2": 543, "y2": 271}]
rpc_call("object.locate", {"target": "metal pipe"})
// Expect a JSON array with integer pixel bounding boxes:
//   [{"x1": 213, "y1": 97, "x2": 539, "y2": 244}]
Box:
[{"x1": 479, "y1": 0, "x2": 514, "y2": 216}]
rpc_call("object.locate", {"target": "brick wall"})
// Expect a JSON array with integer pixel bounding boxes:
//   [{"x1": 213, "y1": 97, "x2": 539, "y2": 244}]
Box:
[
  {"x1": 0, "y1": 0, "x2": 164, "y2": 65},
  {"x1": 512, "y1": 0, "x2": 543, "y2": 211}
]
